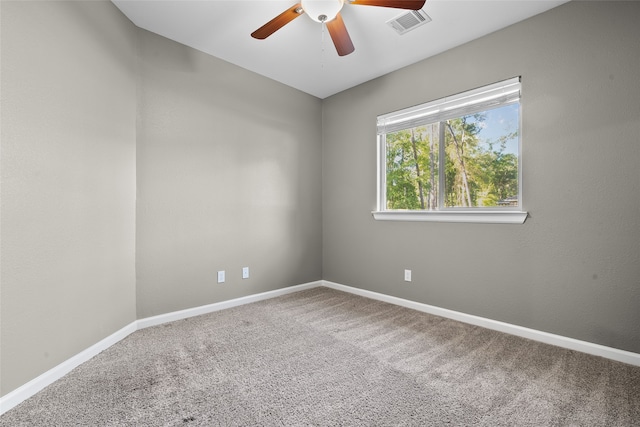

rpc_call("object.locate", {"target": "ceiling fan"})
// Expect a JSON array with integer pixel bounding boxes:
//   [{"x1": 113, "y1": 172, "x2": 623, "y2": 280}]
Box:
[{"x1": 251, "y1": 0, "x2": 427, "y2": 57}]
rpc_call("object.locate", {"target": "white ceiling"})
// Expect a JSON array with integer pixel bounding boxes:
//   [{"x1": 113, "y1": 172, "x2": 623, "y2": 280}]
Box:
[{"x1": 111, "y1": 0, "x2": 569, "y2": 99}]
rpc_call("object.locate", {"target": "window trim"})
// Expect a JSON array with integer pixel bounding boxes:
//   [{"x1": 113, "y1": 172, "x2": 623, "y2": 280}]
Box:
[
  {"x1": 371, "y1": 210, "x2": 528, "y2": 224},
  {"x1": 373, "y1": 77, "x2": 528, "y2": 224}
]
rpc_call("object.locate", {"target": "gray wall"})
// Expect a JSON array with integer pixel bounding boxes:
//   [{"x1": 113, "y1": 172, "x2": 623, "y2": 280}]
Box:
[
  {"x1": 135, "y1": 29, "x2": 323, "y2": 318},
  {"x1": 1, "y1": 1, "x2": 138, "y2": 395},
  {"x1": 322, "y1": 1, "x2": 640, "y2": 353},
  {"x1": 0, "y1": 0, "x2": 322, "y2": 396}
]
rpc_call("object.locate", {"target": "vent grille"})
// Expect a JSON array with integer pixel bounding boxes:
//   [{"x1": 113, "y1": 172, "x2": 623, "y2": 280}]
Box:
[{"x1": 386, "y1": 9, "x2": 431, "y2": 35}]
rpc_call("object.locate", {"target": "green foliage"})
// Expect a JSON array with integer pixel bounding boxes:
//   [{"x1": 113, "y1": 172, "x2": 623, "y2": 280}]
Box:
[
  {"x1": 385, "y1": 108, "x2": 518, "y2": 210},
  {"x1": 386, "y1": 125, "x2": 438, "y2": 210}
]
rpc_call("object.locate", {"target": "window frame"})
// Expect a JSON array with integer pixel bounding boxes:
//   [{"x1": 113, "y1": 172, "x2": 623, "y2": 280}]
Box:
[{"x1": 373, "y1": 77, "x2": 528, "y2": 224}]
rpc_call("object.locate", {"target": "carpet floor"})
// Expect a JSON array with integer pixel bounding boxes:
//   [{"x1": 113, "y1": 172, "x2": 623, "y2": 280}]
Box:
[{"x1": 1, "y1": 287, "x2": 639, "y2": 426}]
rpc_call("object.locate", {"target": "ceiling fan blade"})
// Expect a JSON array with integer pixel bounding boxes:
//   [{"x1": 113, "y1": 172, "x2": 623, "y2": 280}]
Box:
[
  {"x1": 251, "y1": 3, "x2": 304, "y2": 40},
  {"x1": 326, "y1": 13, "x2": 355, "y2": 57},
  {"x1": 349, "y1": 0, "x2": 426, "y2": 10}
]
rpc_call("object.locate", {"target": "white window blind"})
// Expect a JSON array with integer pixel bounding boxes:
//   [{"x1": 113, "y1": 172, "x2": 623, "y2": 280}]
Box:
[{"x1": 377, "y1": 77, "x2": 521, "y2": 134}]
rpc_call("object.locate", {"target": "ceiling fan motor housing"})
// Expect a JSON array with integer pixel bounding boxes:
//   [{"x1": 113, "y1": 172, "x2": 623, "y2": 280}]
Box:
[{"x1": 301, "y1": 0, "x2": 345, "y2": 23}]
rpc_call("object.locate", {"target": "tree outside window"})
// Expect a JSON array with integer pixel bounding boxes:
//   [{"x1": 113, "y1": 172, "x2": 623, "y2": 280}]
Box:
[{"x1": 378, "y1": 78, "x2": 522, "y2": 218}]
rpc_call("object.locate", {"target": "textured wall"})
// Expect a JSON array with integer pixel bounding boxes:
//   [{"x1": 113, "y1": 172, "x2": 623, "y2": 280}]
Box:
[
  {"x1": 322, "y1": 1, "x2": 640, "y2": 353},
  {"x1": 1, "y1": 1, "x2": 137, "y2": 395},
  {"x1": 135, "y1": 30, "x2": 323, "y2": 318},
  {"x1": 0, "y1": 0, "x2": 322, "y2": 398}
]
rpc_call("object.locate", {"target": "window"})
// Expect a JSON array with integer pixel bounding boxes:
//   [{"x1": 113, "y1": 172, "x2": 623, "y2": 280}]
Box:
[{"x1": 373, "y1": 77, "x2": 527, "y2": 224}]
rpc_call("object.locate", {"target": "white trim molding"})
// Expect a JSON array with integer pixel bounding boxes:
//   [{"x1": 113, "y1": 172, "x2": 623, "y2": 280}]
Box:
[
  {"x1": 372, "y1": 210, "x2": 528, "y2": 224},
  {"x1": 0, "y1": 281, "x2": 321, "y2": 415},
  {"x1": 137, "y1": 281, "x2": 321, "y2": 329},
  {"x1": 322, "y1": 280, "x2": 640, "y2": 367},
  {"x1": 0, "y1": 322, "x2": 137, "y2": 415},
  {"x1": 2, "y1": 279, "x2": 638, "y2": 415}
]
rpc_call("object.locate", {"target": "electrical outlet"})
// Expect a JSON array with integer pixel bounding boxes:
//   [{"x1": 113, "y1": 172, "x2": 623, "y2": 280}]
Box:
[
  {"x1": 242, "y1": 267, "x2": 249, "y2": 279},
  {"x1": 217, "y1": 270, "x2": 225, "y2": 283},
  {"x1": 404, "y1": 269, "x2": 412, "y2": 282}
]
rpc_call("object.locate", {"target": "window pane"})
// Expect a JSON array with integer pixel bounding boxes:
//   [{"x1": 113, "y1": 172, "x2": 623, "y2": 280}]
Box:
[
  {"x1": 385, "y1": 123, "x2": 439, "y2": 210},
  {"x1": 444, "y1": 104, "x2": 519, "y2": 207}
]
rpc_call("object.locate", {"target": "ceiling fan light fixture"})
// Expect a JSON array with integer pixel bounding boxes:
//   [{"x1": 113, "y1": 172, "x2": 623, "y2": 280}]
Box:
[{"x1": 301, "y1": 0, "x2": 345, "y2": 23}]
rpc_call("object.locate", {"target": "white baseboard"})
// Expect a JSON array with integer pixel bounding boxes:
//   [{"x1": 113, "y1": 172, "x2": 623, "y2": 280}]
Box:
[
  {"x1": 0, "y1": 321, "x2": 137, "y2": 415},
  {"x1": 0, "y1": 281, "x2": 321, "y2": 415},
  {"x1": 321, "y1": 280, "x2": 640, "y2": 367},
  {"x1": 3, "y1": 279, "x2": 638, "y2": 416},
  {"x1": 137, "y1": 281, "x2": 322, "y2": 329}
]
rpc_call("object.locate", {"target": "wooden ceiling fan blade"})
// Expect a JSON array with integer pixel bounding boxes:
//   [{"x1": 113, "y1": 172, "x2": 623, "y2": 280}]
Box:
[
  {"x1": 349, "y1": 0, "x2": 426, "y2": 10},
  {"x1": 326, "y1": 13, "x2": 355, "y2": 57},
  {"x1": 251, "y1": 3, "x2": 304, "y2": 39}
]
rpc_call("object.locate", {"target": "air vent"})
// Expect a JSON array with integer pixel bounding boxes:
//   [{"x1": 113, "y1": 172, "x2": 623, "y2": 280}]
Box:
[{"x1": 386, "y1": 9, "x2": 431, "y2": 35}]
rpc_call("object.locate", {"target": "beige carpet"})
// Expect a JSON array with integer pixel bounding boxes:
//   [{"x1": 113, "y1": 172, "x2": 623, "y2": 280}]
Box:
[{"x1": 1, "y1": 287, "x2": 639, "y2": 426}]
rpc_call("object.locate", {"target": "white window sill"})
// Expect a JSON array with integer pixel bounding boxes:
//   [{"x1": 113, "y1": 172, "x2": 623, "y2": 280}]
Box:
[{"x1": 371, "y1": 210, "x2": 528, "y2": 224}]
